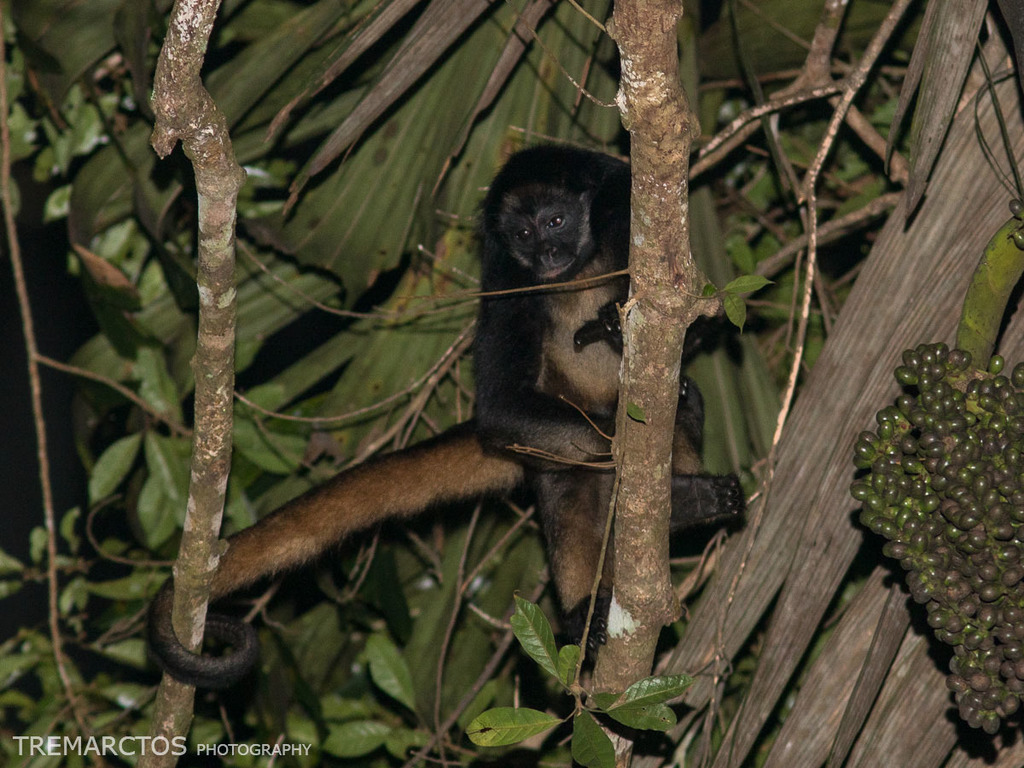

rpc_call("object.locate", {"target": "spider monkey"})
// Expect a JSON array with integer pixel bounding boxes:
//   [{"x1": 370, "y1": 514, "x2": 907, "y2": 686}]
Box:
[{"x1": 148, "y1": 145, "x2": 743, "y2": 689}]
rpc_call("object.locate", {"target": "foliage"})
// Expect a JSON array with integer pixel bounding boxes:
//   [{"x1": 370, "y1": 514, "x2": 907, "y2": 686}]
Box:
[
  {"x1": 3, "y1": 0, "x2": 1010, "y2": 766},
  {"x1": 466, "y1": 598, "x2": 692, "y2": 768}
]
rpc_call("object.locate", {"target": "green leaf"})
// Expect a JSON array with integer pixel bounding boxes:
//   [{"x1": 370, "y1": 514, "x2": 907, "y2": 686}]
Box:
[
  {"x1": 232, "y1": 418, "x2": 308, "y2": 474},
  {"x1": 86, "y1": 572, "x2": 152, "y2": 601},
  {"x1": 466, "y1": 707, "x2": 561, "y2": 747},
  {"x1": 0, "y1": 580, "x2": 23, "y2": 599},
  {"x1": 0, "y1": 642, "x2": 42, "y2": 682},
  {"x1": 15, "y1": 0, "x2": 121, "y2": 103},
  {"x1": 97, "y1": 682, "x2": 151, "y2": 710},
  {"x1": 132, "y1": 346, "x2": 183, "y2": 423},
  {"x1": 59, "y1": 508, "x2": 80, "y2": 553},
  {"x1": 457, "y1": 678, "x2": 502, "y2": 731},
  {"x1": 725, "y1": 231, "x2": 756, "y2": 274},
  {"x1": 44, "y1": 183, "x2": 71, "y2": 222},
  {"x1": 136, "y1": 473, "x2": 180, "y2": 549},
  {"x1": 97, "y1": 639, "x2": 147, "y2": 669},
  {"x1": 320, "y1": 695, "x2": 377, "y2": 722},
  {"x1": 136, "y1": 432, "x2": 190, "y2": 548},
  {"x1": 8, "y1": 102, "x2": 39, "y2": 165},
  {"x1": 626, "y1": 401, "x2": 647, "y2": 423},
  {"x1": 189, "y1": 716, "x2": 226, "y2": 752},
  {"x1": 557, "y1": 644, "x2": 581, "y2": 687},
  {"x1": 29, "y1": 527, "x2": 47, "y2": 564},
  {"x1": 590, "y1": 674, "x2": 694, "y2": 732},
  {"x1": 604, "y1": 701, "x2": 676, "y2": 731},
  {"x1": 89, "y1": 432, "x2": 142, "y2": 502},
  {"x1": 0, "y1": 547, "x2": 26, "y2": 575},
  {"x1": 571, "y1": 710, "x2": 615, "y2": 768},
  {"x1": 365, "y1": 633, "x2": 417, "y2": 712},
  {"x1": 322, "y1": 720, "x2": 392, "y2": 758},
  {"x1": 616, "y1": 674, "x2": 694, "y2": 707},
  {"x1": 509, "y1": 596, "x2": 560, "y2": 680},
  {"x1": 59, "y1": 576, "x2": 88, "y2": 614},
  {"x1": 723, "y1": 292, "x2": 747, "y2": 330},
  {"x1": 598, "y1": 674, "x2": 693, "y2": 730},
  {"x1": 723, "y1": 274, "x2": 772, "y2": 294},
  {"x1": 384, "y1": 727, "x2": 430, "y2": 760}
]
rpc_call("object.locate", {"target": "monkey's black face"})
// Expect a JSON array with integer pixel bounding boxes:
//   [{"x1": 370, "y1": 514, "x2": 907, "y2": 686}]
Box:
[{"x1": 498, "y1": 187, "x2": 594, "y2": 282}]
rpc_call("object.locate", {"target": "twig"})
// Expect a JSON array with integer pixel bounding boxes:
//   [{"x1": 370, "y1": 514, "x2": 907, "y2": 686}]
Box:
[
  {"x1": 506, "y1": 443, "x2": 614, "y2": 468},
  {"x1": 352, "y1": 330, "x2": 475, "y2": 461},
  {"x1": 504, "y1": 0, "x2": 615, "y2": 109},
  {"x1": 36, "y1": 353, "x2": 191, "y2": 437},
  {"x1": 799, "y1": 0, "x2": 916, "y2": 203},
  {"x1": 432, "y1": 504, "x2": 482, "y2": 765},
  {"x1": 400, "y1": 579, "x2": 548, "y2": 768},
  {"x1": 565, "y1": 0, "x2": 605, "y2": 33},
  {"x1": 234, "y1": 323, "x2": 474, "y2": 428},
  {"x1": 738, "y1": 0, "x2": 812, "y2": 52},
  {"x1": 693, "y1": 84, "x2": 842, "y2": 179},
  {"x1": 754, "y1": 192, "x2": 902, "y2": 279},
  {"x1": 86, "y1": 500, "x2": 169, "y2": 569},
  {"x1": 459, "y1": 501, "x2": 536, "y2": 594}
]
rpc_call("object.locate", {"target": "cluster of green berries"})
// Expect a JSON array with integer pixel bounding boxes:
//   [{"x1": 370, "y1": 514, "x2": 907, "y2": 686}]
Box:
[{"x1": 852, "y1": 342, "x2": 1024, "y2": 734}]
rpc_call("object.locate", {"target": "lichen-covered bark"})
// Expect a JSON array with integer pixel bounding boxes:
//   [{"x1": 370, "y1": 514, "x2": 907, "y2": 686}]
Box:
[
  {"x1": 142, "y1": 0, "x2": 245, "y2": 764},
  {"x1": 597, "y1": 0, "x2": 714, "y2": 745}
]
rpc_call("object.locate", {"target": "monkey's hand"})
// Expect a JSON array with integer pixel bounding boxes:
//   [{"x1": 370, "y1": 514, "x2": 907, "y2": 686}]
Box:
[{"x1": 573, "y1": 301, "x2": 622, "y2": 352}]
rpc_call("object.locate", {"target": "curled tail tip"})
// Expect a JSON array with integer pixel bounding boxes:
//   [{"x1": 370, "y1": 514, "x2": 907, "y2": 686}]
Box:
[{"x1": 148, "y1": 581, "x2": 260, "y2": 689}]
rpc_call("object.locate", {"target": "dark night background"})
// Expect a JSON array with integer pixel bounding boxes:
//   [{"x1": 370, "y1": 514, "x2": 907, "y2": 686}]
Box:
[{"x1": 0, "y1": 174, "x2": 94, "y2": 645}]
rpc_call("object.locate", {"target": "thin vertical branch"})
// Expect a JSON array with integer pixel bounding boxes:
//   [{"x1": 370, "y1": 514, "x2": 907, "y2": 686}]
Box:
[
  {"x1": 799, "y1": 0, "x2": 916, "y2": 203},
  {"x1": 600, "y1": 1, "x2": 711, "y2": 764},
  {"x1": 0, "y1": 3, "x2": 91, "y2": 738},
  {"x1": 432, "y1": 504, "x2": 482, "y2": 765},
  {"x1": 142, "y1": 0, "x2": 245, "y2": 764}
]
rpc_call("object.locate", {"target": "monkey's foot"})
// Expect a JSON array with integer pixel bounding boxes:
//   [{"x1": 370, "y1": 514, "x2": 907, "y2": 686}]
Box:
[
  {"x1": 671, "y1": 473, "x2": 745, "y2": 529},
  {"x1": 562, "y1": 593, "x2": 610, "y2": 651}
]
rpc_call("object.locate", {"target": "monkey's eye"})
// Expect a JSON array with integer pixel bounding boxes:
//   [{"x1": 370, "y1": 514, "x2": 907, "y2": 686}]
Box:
[
  {"x1": 547, "y1": 215, "x2": 564, "y2": 229},
  {"x1": 514, "y1": 227, "x2": 532, "y2": 241}
]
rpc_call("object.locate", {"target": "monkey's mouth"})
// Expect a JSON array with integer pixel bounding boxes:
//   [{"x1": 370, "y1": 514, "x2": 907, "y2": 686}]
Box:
[{"x1": 537, "y1": 254, "x2": 574, "y2": 281}]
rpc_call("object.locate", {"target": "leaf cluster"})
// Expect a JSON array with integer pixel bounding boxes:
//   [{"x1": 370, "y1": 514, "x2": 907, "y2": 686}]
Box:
[{"x1": 466, "y1": 597, "x2": 692, "y2": 768}]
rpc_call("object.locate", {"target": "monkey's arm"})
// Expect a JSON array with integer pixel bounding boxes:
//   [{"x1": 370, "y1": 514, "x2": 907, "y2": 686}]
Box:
[
  {"x1": 474, "y1": 294, "x2": 615, "y2": 466},
  {"x1": 149, "y1": 422, "x2": 523, "y2": 688}
]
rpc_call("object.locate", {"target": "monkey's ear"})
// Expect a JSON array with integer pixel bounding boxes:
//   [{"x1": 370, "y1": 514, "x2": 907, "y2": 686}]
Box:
[{"x1": 578, "y1": 190, "x2": 598, "y2": 223}]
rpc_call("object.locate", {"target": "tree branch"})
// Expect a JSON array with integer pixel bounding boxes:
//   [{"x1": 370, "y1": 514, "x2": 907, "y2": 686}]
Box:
[
  {"x1": 598, "y1": 2, "x2": 713, "y2": 762},
  {"x1": 142, "y1": 0, "x2": 245, "y2": 764}
]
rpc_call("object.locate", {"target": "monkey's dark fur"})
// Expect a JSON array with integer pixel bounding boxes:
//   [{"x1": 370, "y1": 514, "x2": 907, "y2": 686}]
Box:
[{"x1": 148, "y1": 146, "x2": 743, "y2": 688}]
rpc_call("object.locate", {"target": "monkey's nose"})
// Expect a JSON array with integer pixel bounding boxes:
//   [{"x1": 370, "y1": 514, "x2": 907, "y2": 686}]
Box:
[{"x1": 538, "y1": 251, "x2": 572, "y2": 279}]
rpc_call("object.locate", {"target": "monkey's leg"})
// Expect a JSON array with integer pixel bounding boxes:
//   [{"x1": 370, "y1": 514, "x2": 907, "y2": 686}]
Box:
[{"x1": 534, "y1": 471, "x2": 614, "y2": 647}]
